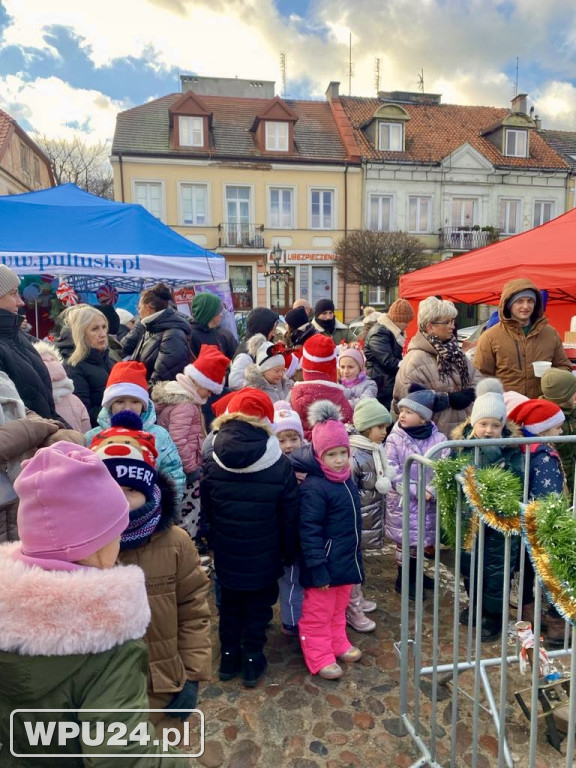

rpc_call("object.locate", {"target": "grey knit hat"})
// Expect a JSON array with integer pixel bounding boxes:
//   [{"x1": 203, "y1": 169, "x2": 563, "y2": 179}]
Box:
[
  {"x1": 398, "y1": 389, "x2": 436, "y2": 421},
  {"x1": 0, "y1": 266, "x2": 20, "y2": 297},
  {"x1": 505, "y1": 289, "x2": 537, "y2": 314},
  {"x1": 471, "y1": 378, "x2": 507, "y2": 426}
]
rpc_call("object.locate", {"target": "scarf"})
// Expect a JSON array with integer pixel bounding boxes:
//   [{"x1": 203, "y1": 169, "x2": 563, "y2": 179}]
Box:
[
  {"x1": 120, "y1": 485, "x2": 162, "y2": 549},
  {"x1": 315, "y1": 316, "x2": 336, "y2": 334},
  {"x1": 174, "y1": 375, "x2": 208, "y2": 404},
  {"x1": 341, "y1": 371, "x2": 367, "y2": 389},
  {"x1": 315, "y1": 451, "x2": 351, "y2": 483},
  {"x1": 422, "y1": 331, "x2": 470, "y2": 387},
  {"x1": 349, "y1": 433, "x2": 393, "y2": 494},
  {"x1": 402, "y1": 422, "x2": 433, "y2": 440}
]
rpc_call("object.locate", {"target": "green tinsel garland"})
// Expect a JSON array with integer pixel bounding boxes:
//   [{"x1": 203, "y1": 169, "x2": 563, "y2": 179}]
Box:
[
  {"x1": 534, "y1": 494, "x2": 576, "y2": 596},
  {"x1": 470, "y1": 465, "x2": 523, "y2": 520},
  {"x1": 433, "y1": 455, "x2": 471, "y2": 548}
]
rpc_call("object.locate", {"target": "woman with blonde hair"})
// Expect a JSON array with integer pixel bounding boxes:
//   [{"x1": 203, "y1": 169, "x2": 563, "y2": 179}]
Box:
[
  {"x1": 392, "y1": 296, "x2": 482, "y2": 435},
  {"x1": 58, "y1": 304, "x2": 115, "y2": 427}
]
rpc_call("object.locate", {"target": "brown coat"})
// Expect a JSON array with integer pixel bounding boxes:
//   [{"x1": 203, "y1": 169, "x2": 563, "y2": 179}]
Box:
[
  {"x1": 474, "y1": 279, "x2": 571, "y2": 398},
  {"x1": 392, "y1": 331, "x2": 483, "y2": 437},
  {"x1": 118, "y1": 492, "x2": 212, "y2": 704}
]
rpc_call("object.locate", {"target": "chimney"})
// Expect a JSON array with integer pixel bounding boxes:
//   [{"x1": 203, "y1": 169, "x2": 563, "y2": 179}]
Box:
[
  {"x1": 534, "y1": 114, "x2": 541, "y2": 129},
  {"x1": 511, "y1": 93, "x2": 528, "y2": 114},
  {"x1": 325, "y1": 81, "x2": 340, "y2": 101}
]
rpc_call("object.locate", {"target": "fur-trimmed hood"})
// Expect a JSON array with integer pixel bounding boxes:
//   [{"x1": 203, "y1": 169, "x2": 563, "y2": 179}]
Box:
[
  {"x1": 34, "y1": 339, "x2": 64, "y2": 365},
  {"x1": 211, "y1": 414, "x2": 281, "y2": 473},
  {"x1": 151, "y1": 379, "x2": 193, "y2": 405},
  {"x1": 244, "y1": 363, "x2": 292, "y2": 393},
  {"x1": 377, "y1": 312, "x2": 406, "y2": 345},
  {"x1": 0, "y1": 542, "x2": 150, "y2": 658},
  {"x1": 451, "y1": 419, "x2": 523, "y2": 441}
]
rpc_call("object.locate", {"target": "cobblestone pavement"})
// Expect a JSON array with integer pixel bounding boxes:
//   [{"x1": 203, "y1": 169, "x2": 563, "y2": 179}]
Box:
[{"x1": 189, "y1": 547, "x2": 572, "y2": 768}]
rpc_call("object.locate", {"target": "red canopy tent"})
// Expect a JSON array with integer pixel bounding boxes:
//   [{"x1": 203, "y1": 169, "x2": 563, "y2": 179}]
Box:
[{"x1": 399, "y1": 207, "x2": 576, "y2": 335}]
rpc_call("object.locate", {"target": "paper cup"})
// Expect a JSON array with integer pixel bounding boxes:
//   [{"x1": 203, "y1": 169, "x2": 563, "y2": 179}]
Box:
[{"x1": 532, "y1": 361, "x2": 552, "y2": 377}]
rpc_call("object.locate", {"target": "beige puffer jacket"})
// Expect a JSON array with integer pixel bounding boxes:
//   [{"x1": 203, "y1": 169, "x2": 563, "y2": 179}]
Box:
[{"x1": 474, "y1": 278, "x2": 571, "y2": 398}]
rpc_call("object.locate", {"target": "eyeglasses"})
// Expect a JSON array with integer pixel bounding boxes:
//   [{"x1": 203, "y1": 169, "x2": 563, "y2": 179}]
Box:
[{"x1": 432, "y1": 320, "x2": 456, "y2": 326}]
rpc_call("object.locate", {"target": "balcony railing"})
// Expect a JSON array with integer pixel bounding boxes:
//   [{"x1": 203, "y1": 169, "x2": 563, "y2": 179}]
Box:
[
  {"x1": 218, "y1": 223, "x2": 266, "y2": 248},
  {"x1": 439, "y1": 227, "x2": 501, "y2": 251}
]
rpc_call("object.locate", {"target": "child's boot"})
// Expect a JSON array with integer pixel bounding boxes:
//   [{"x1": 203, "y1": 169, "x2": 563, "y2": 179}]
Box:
[
  {"x1": 346, "y1": 599, "x2": 376, "y2": 632},
  {"x1": 395, "y1": 563, "x2": 417, "y2": 601},
  {"x1": 219, "y1": 647, "x2": 242, "y2": 681},
  {"x1": 242, "y1": 650, "x2": 267, "y2": 688},
  {"x1": 355, "y1": 584, "x2": 377, "y2": 613}
]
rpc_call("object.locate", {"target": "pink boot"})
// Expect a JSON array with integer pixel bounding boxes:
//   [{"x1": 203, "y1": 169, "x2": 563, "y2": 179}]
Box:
[{"x1": 346, "y1": 586, "x2": 376, "y2": 633}]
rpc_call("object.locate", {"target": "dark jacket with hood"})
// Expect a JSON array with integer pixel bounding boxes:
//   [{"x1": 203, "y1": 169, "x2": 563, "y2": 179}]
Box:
[
  {"x1": 474, "y1": 278, "x2": 571, "y2": 398},
  {"x1": 118, "y1": 474, "x2": 212, "y2": 700},
  {"x1": 365, "y1": 313, "x2": 406, "y2": 408},
  {"x1": 59, "y1": 338, "x2": 114, "y2": 428},
  {"x1": 188, "y1": 317, "x2": 237, "y2": 361},
  {"x1": 0, "y1": 308, "x2": 58, "y2": 419},
  {"x1": 122, "y1": 308, "x2": 193, "y2": 385},
  {"x1": 289, "y1": 445, "x2": 364, "y2": 589},
  {"x1": 228, "y1": 308, "x2": 279, "y2": 388},
  {"x1": 200, "y1": 413, "x2": 299, "y2": 590}
]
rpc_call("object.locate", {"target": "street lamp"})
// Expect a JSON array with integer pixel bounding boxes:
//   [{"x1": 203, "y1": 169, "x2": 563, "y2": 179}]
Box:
[{"x1": 264, "y1": 243, "x2": 291, "y2": 283}]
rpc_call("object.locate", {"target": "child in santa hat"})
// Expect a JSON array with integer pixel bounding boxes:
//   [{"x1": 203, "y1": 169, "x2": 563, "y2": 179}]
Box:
[
  {"x1": 152, "y1": 344, "x2": 230, "y2": 540},
  {"x1": 92, "y1": 410, "x2": 211, "y2": 741},
  {"x1": 289, "y1": 400, "x2": 364, "y2": 680},
  {"x1": 338, "y1": 343, "x2": 377, "y2": 408},
  {"x1": 86, "y1": 361, "x2": 185, "y2": 500},
  {"x1": 243, "y1": 334, "x2": 296, "y2": 403},
  {"x1": 291, "y1": 335, "x2": 353, "y2": 441},
  {"x1": 200, "y1": 388, "x2": 299, "y2": 688}
]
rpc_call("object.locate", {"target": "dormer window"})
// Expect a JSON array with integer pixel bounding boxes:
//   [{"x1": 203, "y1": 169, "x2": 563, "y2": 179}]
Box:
[
  {"x1": 505, "y1": 128, "x2": 527, "y2": 157},
  {"x1": 265, "y1": 121, "x2": 289, "y2": 152},
  {"x1": 379, "y1": 122, "x2": 403, "y2": 151},
  {"x1": 179, "y1": 116, "x2": 204, "y2": 147}
]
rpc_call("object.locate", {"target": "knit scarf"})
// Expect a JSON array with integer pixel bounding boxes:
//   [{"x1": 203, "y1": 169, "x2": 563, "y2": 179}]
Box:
[
  {"x1": 315, "y1": 452, "x2": 351, "y2": 483},
  {"x1": 173, "y1": 376, "x2": 208, "y2": 404},
  {"x1": 120, "y1": 485, "x2": 162, "y2": 549},
  {"x1": 341, "y1": 371, "x2": 367, "y2": 388},
  {"x1": 402, "y1": 422, "x2": 433, "y2": 440},
  {"x1": 315, "y1": 316, "x2": 336, "y2": 334},
  {"x1": 349, "y1": 433, "x2": 393, "y2": 494},
  {"x1": 422, "y1": 331, "x2": 470, "y2": 387}
]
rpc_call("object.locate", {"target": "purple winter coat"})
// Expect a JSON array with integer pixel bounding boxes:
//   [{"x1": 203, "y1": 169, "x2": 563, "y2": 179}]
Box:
[{"x1": 384, "y1": 421, "x2": 448, "y2": 547}]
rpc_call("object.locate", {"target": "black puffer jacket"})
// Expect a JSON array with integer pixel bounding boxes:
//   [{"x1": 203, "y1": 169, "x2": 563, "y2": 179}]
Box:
[
  {"x1": 65, "y1": 347, "x2": 114, "y2": 427},
  {"x1": 123, "y1": 308, "x2": 192, "y2": 385},
  {"x1": 0, "y1": 309, "x2": 58, "y2": 419},
  {"x1": 365, "y1": 316, "x2": 404, "y2": 409},
  {"x1": 200, "y1": 414, "x2": 299, "y2": 590},
  {"x1": 188, "y1": 319, "x2": 237, "y2": 360},
  {"x1": 289, "y1": 445, "x2": 364, "y2": 589}
]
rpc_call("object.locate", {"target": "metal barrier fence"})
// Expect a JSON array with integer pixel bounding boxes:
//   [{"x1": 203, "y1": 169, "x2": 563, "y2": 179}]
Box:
[{"x1": 397, "y1": 435, "x2": 576, "y2": 768}]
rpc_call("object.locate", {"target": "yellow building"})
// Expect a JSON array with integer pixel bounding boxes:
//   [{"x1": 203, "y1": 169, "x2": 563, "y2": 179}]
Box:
[{"x1": 111, "y1": 79, "x2": 362, "y2": 320}]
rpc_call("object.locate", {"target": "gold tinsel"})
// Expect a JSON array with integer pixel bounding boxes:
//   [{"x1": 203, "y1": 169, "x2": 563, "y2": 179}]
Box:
[{"x1": 460, "y1": 465, "x2": 521, "y2": 551}]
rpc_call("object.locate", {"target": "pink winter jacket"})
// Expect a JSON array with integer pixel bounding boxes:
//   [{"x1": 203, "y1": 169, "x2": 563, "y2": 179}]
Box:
[
  {"x1": 34, "y1": 341, "x2": 91, "y2": 433},
  {"x1": 291, "y1": 380, "x2": 353, "y2": 441},
  {"x1": 152, "y1": 381, "x2": 205, "y2": 474}
]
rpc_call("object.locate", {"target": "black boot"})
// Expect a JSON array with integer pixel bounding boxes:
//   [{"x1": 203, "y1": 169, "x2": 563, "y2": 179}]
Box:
[
  {"x1": 395, "y1": 563, "x2": 421, "y2": 602},
  {"x1": 219, "y1": 647, "x2": 242, "y2": 681},
  {"x1": 242, "y1": 650, "x2": 267, "y2": 688}
]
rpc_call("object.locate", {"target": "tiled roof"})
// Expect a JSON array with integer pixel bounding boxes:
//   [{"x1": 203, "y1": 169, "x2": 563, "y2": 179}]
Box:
[
  {"x1": 338, "y1": 96, "x2": 568, "y2": 170},
  {"x1": 112, "y1": 94, "x2": 351, "y2": 163},
  {"x1": 538, "y1": 129, "x2": 576, "y2": 171},
  {"x1": 0, "y1": 109, "x2": 15, "y2": 162}
]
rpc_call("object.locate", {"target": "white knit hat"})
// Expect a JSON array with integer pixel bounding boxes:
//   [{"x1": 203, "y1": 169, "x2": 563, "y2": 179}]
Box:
[
  {"x1": 248, "y1": 333, "x2": 286, "y2": 373},
  {"x1": 471, "y1": 378, "x2": 507, "y2": 426},
  {"x1": 273, "y1": 400, "x2": 304, "y2": 438},
  {"x1": 0, "y1": 266, "x2": 20, "y2": 297}
]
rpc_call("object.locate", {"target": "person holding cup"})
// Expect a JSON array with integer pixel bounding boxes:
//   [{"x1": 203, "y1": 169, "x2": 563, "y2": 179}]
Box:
[{"x1": 474, "y1": 279, "x2": 570, "y2": 398}]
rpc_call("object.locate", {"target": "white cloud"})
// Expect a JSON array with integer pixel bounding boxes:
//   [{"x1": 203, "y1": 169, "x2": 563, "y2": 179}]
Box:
[{"x1": 534, "y1": 81, "x2": 576, "y2": 130}]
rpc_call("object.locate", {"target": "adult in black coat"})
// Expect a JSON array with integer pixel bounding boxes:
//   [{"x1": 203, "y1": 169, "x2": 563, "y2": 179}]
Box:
[
  {"x1": 188, "y1": 291, "x2": 237, "y2": 360},
  {"x1": 365, "y1": 299, "x2": 414, "y2": 409},
  {"x1": 201, "y1": 396, "x2": 299, "y2": 685},
  {"x1": 60, "y1": 305, "x2": 115, "y2": 427},
  {"x1": 122, "y1": 283, "x2": 193, "y2": 385},
  {"x1": 0, "y1": 267, "x2": 59, "y2": 419}
]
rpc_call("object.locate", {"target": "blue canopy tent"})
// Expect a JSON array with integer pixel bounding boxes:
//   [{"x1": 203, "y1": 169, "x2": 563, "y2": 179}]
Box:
[{"x1": 0, "y1": 183, "x2": 225, "y2": 290}]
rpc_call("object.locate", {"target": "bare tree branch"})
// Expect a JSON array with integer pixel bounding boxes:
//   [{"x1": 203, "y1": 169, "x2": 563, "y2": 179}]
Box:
[{"x1": 35, "y1": 135, "x2": 114, "y2": 199}]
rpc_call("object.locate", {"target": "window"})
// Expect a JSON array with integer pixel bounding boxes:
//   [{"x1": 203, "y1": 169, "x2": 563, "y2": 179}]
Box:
[
  {"x1": 228, "y1": 265, "x2": 254, "y2": 311},
  {"x1": 179, "y1": 116, "x2": 204, "y2": 147},
  {"x1": 311, "y1": 266, "x2": 333, "y2": 305},
  {"x1": 310, "y1": 189, "x2": 334, "y2": 229},
  {"x1": 451, "y1": 198, "x2": 477, "y2": 228},
  {"x1": 534, "y1": 200, "x2": 554, "y2": 227},
  {"x1": 265, "y1": 121, "x2": 289, "y2": 151},
  {"x1": 368, "y1": 286, "x2": 388, "y2": 304},
  {"x1": 408, "y1": 196, "x2": 431, "y2": 233},
  {"x1": 20, "y1": 142, "x2": 29, "y2": 175},
  {"x1": 369, "y1": 195, "x2": 393, "y2": 231},
  {"x1": 33, "y1": 156, "x2": 40, "y2": 184},
  {"x1": 134, "y1": 181, "x2": 163, "y2": 220},
  {"x1": 505, "y1": 129, "x2": 528, "y2": 157},
  {"x1": 225, "y1": 186, "x2": 251, "y2": 245},
  {"x1": 498, "y1": 199, "x2": 521, "y2": 234},
  {"x1": 180, "y1": 183, "x2": 208, "y2": 226},
  {"x1": 269, "y1": 187, "x2": 294, "y2": 228},
  {"x1": 378, "y1": 122, "x2": 403, "y2": 151}
]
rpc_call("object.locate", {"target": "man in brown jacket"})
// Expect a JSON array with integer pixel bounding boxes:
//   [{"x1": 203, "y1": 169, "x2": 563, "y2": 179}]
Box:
[{"x1": 474, "y1": 279, "x2": 571, "y2": 398}]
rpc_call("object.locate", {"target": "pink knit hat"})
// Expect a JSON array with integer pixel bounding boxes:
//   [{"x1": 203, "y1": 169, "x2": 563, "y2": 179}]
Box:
[
  {"x1": 503, "y1": 390, "x2": 529, "y2": 417},
  {"x1": 338, "y1": 343, "x2": 365, "y2": 371},
  {"x1": 309, "y1": 401, "x2": 349, "y2": 459},
  {"x1": 14, "y1": 442, "x2": 129, "y2": 571}
]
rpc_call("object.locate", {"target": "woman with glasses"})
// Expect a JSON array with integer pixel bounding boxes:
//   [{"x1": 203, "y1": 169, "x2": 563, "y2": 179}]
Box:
[{"x1": 392, "y1": 296, "x2": 482, "y2": 436}]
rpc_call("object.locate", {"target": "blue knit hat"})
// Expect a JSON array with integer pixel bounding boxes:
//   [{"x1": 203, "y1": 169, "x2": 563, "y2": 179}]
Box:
[{"x1": 398, "y1": 384, "x2": 449, "y2": 421}]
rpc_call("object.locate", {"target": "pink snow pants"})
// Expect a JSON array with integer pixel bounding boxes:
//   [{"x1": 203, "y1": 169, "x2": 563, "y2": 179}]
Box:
[{"x1": 299, "y1": 584, "x2": 353, "y2": 674}]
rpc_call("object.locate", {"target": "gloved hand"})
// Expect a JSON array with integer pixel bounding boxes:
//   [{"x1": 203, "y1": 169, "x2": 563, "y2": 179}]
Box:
[
  {"x1": 164, "y1": 680, "x2": 199, "y2": 721},
  {"x1": 448, "y1": 387, "x2": 476, "y2": 410}
]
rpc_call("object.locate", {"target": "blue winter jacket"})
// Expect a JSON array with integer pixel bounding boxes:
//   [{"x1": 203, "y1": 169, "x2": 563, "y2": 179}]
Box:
[
  {"x1": 86, "y1": 400, "x2": 186, "y2": 501},
  {"x1": 290, "y1": 445, "x2": 364, "y2": 589}
]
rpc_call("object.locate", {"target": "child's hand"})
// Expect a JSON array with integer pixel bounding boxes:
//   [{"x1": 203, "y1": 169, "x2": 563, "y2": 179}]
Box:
[
  {"x1": 319, "y1": 584, "x2": 330, "y2": 591},
  {"x1": 425, "y1": 491, "x2": 433, "y2": 501}
]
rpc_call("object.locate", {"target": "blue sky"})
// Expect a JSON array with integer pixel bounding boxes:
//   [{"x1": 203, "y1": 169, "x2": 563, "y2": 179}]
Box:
[{"x1": 0, "y1": 0, "x2": 575, "y2": 144}]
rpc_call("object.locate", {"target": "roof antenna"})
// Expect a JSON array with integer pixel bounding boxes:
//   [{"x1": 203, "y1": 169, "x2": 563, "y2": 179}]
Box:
[
  {"x1": 375, "y1": 58, "x2": 381, "y2": 96},
  {"x1": 417, "y1": 69, "x2": 424, "y2": 93},
  {"x1": 514, "y1": 56, "x2": 519, "y2": 97},
  {"x1": 280, "y1": 52, "x2": 287, "y2": 98}
]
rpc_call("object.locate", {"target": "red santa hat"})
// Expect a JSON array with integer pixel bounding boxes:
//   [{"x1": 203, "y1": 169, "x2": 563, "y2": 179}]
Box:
[
  {"x1": 179, "y1": 344, "x2": 230, "y2": 395},
  {"x1": 301, "y1": 335, "x2": 338, "y2": 382},
  {"x1": 102, "y1": 361, "x2": 149, "y2": 408},
  {"x1": 213, "y1": 387, "x2": 274, "y2": 423},
  {"x1": 508, "y1": 398, "x2": 565, "y2": 435}
]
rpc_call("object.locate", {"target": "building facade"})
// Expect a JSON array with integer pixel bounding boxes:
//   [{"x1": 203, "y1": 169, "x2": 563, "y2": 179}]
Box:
[{"x1": 0, "y1": 109, "x2": 54, "y2": 195}]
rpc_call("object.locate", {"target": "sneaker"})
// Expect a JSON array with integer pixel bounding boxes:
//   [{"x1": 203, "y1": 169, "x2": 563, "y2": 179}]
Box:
[
  {"x1": 242, "y1": 652, "x2": 267, "y2": 688},
  {"x1": 509, "y1": 572, "x2": 520, "y2": 609},
  {"x1": 360, "y1": 597, "x2": 377, "y2": 613},
  {"x1": 318, "y1": 663, "x2": 343, "y2": 680},
  {"x1": 338, "y1": 646, "x2": 362, "y2": 663},
  {"x1": 219, "y1": 648, "x2": 242, "y2": 681},
  {"x1": 346, "y1": 604, "x2": 376, "y2": 633},
  {"x1": 280, "y1": 623, "x2": 299, "y2": 637}
]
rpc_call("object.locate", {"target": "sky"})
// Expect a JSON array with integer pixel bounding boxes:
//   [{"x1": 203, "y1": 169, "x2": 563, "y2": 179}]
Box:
[{"x1": 1, "y1": 0, "x2": 575, "y2": 146}]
